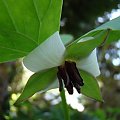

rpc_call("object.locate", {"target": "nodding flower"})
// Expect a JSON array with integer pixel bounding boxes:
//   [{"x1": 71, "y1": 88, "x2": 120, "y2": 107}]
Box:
[{"x1": 23, "y1": 31, "x2": 100, "y2": 94}]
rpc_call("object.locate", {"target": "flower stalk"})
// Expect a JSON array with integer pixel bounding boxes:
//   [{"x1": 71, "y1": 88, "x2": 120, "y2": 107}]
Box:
[{"x1": 60, "y1": 89, "x2": 70, "y2": 120}]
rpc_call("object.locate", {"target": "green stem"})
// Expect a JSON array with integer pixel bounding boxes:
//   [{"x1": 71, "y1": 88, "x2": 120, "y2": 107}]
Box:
[{"x1": 60, "y1": 89, "x2": 70, "y2": 120}]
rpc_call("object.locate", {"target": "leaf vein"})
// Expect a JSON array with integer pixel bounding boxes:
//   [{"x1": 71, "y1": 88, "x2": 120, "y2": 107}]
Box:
[
  {"x1": 32, "y1": 0, "x2": 41, "y2": 44},
  {"x1": 2, "y1": 0, "x2": 18, "y2": 31},
  {"x1": 0, "y1": 46, "x2": 28, "y2": 54}
]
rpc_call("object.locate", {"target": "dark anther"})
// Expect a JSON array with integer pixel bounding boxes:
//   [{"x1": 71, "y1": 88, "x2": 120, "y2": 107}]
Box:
[
  {"x1": 65, "y1": 61, "x2": 84, "y2": 86},
  {"x1": 58, "y1": 66, "x2": 69, "y2": 86},
  {"x1": 57, "y1": 61, "x2": 84, "y2": 95},
  {"x1": 65, "y1": 82, "x2": 73, "y2": 94},
  {"x1": 73, "y1": 83, "x2": 81, "y2": 94},
  {"x1": 57, "y1": 72, "x2": 63, "y2": 92},
  {"x1": 57, "y1": 66, "x2": 73, "y2": 94}
]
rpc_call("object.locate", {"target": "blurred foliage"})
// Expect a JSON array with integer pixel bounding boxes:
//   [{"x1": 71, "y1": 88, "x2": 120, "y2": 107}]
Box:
[
  {"x1": 98, "y1": 41, "x2": 120, "y2": 107},
  {"x1": 5, "y1": 97, "x2": 120, "y2": 120},
  {"x1": 0, "y1": 0, "x2": 120, "y2": 120},
  {"x1": 61, "y1": 0, "x2": 120, "y2": 37}
]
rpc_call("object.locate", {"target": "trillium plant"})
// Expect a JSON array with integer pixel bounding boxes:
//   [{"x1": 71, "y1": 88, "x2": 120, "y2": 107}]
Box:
[
  {"x1": 0, "y1": 0, "x2": 120, "y2": 120},
  {"x1": 23, "y1": 31, "x2": 100, "y2": 96}
]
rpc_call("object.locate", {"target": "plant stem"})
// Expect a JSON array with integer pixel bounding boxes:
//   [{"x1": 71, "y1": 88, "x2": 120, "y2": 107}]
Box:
[{"x1": 60, "y1": 89, "x2": 70, "y2": 120}]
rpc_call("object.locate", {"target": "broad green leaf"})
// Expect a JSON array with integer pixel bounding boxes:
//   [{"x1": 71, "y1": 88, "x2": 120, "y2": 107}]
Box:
[
  {"x1": 0, "y1": 0, "x2": 63, "y2": 62},
  {"x1": 80, "y1": 70, "x2": 103, "y2": 102},
  {"x1": 15, "y1": 67, "x2": 57, "y2": 104},
  {"x1": 61, "y1": 34, "x2": 73, "y2": 45},
  {"x1": 81, "y1": 16, "x2": 120, "y2": 44},
  {"x1": 65, "y1": 29, "x2": 109, "y2": 60},
  {"x1": 0, "y1": 30, "x2": 37, "y2": 63},
  {"x1": 95, "y1": 16, "x2": 120, "y2": 30}
]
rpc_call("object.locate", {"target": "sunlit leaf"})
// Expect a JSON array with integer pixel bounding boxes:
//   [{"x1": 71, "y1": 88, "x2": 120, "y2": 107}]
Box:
[
  {"x1": 0, "y1": 0, "x2": 63, "y2": 62},
  {"x1": 15, "y1": 67, "x2": 57, "y2": 104},
  {"x1": 95, "y1": 16, "x2": 120, "y2": 30},
  {"x1": 81, "y1": 16, "x2": 120, "y2": 44},
  {"x1": 80, "y1": 70, "x2": 103, "y2": 102},
  {"x1": 65, "y1": 29, "x2": 109, "y2": 60}
]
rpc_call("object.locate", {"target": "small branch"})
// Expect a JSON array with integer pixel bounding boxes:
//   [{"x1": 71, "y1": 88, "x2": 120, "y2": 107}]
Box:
[{"x1": 60, "y1": 89, "x2": 70, "y2": 120}]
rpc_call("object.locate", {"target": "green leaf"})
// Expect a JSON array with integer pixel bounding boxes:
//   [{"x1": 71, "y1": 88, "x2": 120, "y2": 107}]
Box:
[
  {"x1": 95, "y1": 16, "x2": 120, "y2": 30},
  {"x1": 81, "y1": 16, "x2": 120, "y2": 44},
  {"x1": 80, "y1": 70, "x2": 103, "y2": 102},
  {"x1": 60, "y1": 34, "x2": 73, "y2": 45},
  {"x1": 0, "y1": 0, "x2": 63, "y2": 62},
  {"x1": 0, "y1": 30, "x2": 37, "y2": 63},
  {"x1": 15, "y1": 67, "x2": 57, "y2": 104},
  {"x1": 65, "y1": 29, "x2": 109, "y2": 60}
]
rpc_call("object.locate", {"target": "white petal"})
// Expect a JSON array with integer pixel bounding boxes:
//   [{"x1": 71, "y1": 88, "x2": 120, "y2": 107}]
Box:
[
  {"x1": 23, "y1": 31, "x2": 65, "y2": 72},
  {"x1": 76, "y1": 49, "x2": 100, "y2": 77}
]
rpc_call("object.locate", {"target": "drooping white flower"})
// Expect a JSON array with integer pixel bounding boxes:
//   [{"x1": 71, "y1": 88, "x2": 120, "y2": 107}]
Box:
[
  {"x1": 23, "y1": 31, "x2": 100, "y2": 77},
  {"x1": 23, "y1": 31, "x2": 100, "y2": 95}
]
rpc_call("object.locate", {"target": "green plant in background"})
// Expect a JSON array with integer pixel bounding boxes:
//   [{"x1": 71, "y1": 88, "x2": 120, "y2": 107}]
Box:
[{"x1": 0, "y1": 0, "x2": 120, "y2": 120}]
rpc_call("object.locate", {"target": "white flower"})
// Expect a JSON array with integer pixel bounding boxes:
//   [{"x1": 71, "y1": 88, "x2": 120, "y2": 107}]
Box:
[
  {"x1": 23, "y1": 31, "x2": 100, "y2": 77},
  {"x1": 15, "y1": 31, "x2": 102, "y2": 104}
]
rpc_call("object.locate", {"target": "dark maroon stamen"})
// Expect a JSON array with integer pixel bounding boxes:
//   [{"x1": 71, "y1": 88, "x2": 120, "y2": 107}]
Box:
[
  {"x1": 57, "y1": 61, "x2": 84, "y2": 94},
  {"x1": 57, "y1": 72, "x2": 63, "y2": 92},
  {"x1": 73, "y1": 83, "x2": 81, "y2": 94},
  {"x1": 65, "y1": 61, "x2": 84, "y2": 86},
  {"x1": 57, "y1": 66, "x2": 73, "y2": 94}
]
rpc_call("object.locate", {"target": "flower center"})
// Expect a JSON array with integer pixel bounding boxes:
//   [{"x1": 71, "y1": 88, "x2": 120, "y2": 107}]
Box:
[{"x1": 57, "y1": 61, "x2": 84, "y2": 94}]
